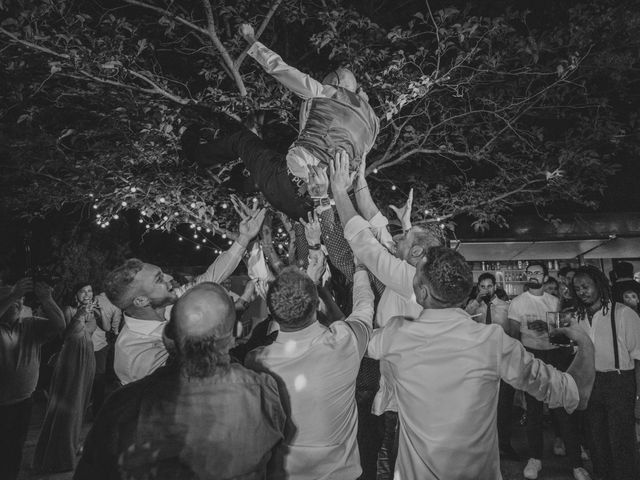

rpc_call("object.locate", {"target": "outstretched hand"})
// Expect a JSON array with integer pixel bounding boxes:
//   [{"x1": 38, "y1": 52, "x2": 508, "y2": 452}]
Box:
[
  {"x1": 233, "y1": 195, "x2": 266, "y2": 241},
  {"x1": 389, "y1": 188, "x2": 413, "y2": 232},
  {"x1": 329, "y1": 150, "x2": 356, "y2": 193},
  {"x1": 299, "y1": 211, "x2": 322, "y2": 245},
  {"x1": 239, "y1": 23, "x2": 256, "y2": 45}
]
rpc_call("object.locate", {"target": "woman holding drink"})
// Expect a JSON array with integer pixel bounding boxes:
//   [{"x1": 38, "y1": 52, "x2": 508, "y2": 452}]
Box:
[{"x1": 33, "y1": 283, "x2": 98, "y2": 472}]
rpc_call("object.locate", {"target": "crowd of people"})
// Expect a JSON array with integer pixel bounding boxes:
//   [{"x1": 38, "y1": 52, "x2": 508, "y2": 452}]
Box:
[{"x1": 2, "y1": 22, "x2": 640, "y2": 480}]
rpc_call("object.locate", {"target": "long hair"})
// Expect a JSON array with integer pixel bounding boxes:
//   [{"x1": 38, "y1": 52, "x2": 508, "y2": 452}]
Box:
[{"x1": 571, "y1": 265, "x2": 612, "y2": 319}]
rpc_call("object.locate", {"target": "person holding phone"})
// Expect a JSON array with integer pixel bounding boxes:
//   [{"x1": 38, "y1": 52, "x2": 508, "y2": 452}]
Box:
[{"x1": 508, "y1": 262, "x2": 589, "y2": 480}]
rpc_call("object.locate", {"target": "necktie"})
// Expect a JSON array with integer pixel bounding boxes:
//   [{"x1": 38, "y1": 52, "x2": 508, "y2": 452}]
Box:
[{"x1": 485, "y1": 299, "x2": 492, "y2": 325}]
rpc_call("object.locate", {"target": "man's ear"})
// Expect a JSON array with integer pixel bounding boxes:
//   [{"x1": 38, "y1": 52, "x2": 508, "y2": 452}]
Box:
[
  {"x1": 410, "y1": 245, "x2": 425, "y2": 259},
  {"x1": 132, "y1": 296, "x2": 150, "y2": 308}
]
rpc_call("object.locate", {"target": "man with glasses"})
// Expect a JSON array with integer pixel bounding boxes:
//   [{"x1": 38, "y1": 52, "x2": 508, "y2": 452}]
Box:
[{"x1": 508, "y1": 263, "x2": 590, "y2": 480}]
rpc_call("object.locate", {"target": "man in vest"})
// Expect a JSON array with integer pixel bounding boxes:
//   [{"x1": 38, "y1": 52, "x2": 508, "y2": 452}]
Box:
[{"x1": 182, "y1": 24, "x2": 379, "y2": 220}]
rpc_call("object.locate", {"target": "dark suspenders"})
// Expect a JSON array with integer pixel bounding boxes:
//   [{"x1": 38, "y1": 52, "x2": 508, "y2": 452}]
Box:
[{"x1": 610, "y1": 302, "x2": 620, "y2": 371}]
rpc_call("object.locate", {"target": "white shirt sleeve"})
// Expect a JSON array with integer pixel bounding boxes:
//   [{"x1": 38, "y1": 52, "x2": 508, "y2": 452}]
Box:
[
  {"x1": 248, "y1": 41, "x2": 330, "y2": 100},
  {"x1": 174, "y1": 241, "x2": 246, "y2": 296},
  {"x1": 344, "y1": 216, "x2": 414, "y2": 298},
  {"x1": 621, "y1": 305, "x2": 640, "y2": 361},
  {"x1": 498, "y1": 329, "x2": 580, "y2": 413},
  {"x1": 345, "y1": 270, "x2": 374, "y2": 357}
]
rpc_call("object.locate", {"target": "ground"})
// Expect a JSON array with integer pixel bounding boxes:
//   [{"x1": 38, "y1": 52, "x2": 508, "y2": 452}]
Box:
[{"x1": 18, "y1": 396, "x2": 609, "y2": 480}]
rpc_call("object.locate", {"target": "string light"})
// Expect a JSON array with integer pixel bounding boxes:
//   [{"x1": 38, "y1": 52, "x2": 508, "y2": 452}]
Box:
[
  {"x1": 174, "y1": 212, "x2": 179, "y2": 216},
  {"x1": 141, "y1": 210, "x2": 147, "y2": 216},
  {"x1": 372, "y1": 168, "x2": 378, "y2": 174},
  {"x1": 391, "y1": 185, "x2": 397, "y2": 191},
  {"x1": 196, "y1": 226, "x2": 201, "y2": 231},
  {"x1": 130, "y1": 187, "x2": 136, "y2": 193},
  {"x1": 202, "y1": 238, "x2": 207, "y2": 243},
  {"x1": 121, "y1": 201, "x2": 127, "y2": 207},
  {"x1": 221, "y1": 203, "x2": 228, "y2": 209},
  {"x1": 228, "y1": 240, "x2": 233, "y2": 245},
  {"x1": 193, "y1": 234, "x2": 198, "y2": 239},
  {"x1": 154, "y1": 224, "x2": 159, "y2": 229},
  {"x1": 190, "y1": 224, "x2": 195, "y2": 229},
  {"x1": 159, "y1": 197, "x2": 166, "y2": 203},
  {"x1": 92, "y1": 204, "x2": 98, "y2": 209},
  {"x1": 89, "y1": 193, "x2": 94, "y2": 198},
  {"x1": 190, "y1": 202, "x2": 196, "y2": 208},
  {"x1": 222, "y1": 233, "x2": 227, "y2": 239},
  {"x1": 205, "y1": 228, "x2": 211, "y2": 233},
  {"x1": 424, "y1": 209, "x2": 430, "y2": 215},
  {"x1": 178, "y1": 237, "x2": 183, "y2": 241},
  {"x1": 196, "y1": 245, "x2": 201, "y2": 250},
  {"x1": 113, "y1": 214, "x2": 119, "y2": 220},
  {"x1": 163, "y1": 215, "x2": 168, "y2": 221},
  {"x1": 138, "y1": 219, "x2": 143, "y2": 223}
]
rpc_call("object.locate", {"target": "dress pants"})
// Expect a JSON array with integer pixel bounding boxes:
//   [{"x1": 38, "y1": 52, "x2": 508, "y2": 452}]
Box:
[
  {"x1": 497, "y1": 380, "x2": 516, "y2": 450},
  {"x1": 193, "y1": 130, "x2": 313, "y2": 220},
  {"x1": 586, "y1": 370, "x2": 639, "y2": 480}
]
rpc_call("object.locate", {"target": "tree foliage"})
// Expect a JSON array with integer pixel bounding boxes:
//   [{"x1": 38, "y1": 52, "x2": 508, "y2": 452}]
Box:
[{"x1": 0, "y1": 0, "x2": 635, "y2": 237}]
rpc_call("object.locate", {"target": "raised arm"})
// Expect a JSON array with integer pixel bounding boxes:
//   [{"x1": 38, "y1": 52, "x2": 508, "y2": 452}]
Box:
[
  {"x1": 330, "y1": 152, "x2": 415, "y2": 297},
  {"x1": 345, "y1": 264, "x2": 375, "y2": 357},
  {"x1": 240, "y1": 24, "x2": 327, "y2": 100},
  {"x1": 177, "y1": 197, "x2": 266, "y2": 294},
  {"x1": 33, "y1": 282, "x2": 66, "y2": 336}
]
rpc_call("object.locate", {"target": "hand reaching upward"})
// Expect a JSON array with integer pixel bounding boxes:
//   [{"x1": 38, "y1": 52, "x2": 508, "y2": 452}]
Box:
[{"x1": 389, "y1": 188, "x2": 413, "y2": 232}]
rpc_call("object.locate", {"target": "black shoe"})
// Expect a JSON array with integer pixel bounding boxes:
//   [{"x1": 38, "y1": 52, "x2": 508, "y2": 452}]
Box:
[{"x1": 499, "y1": 444, "x2": 521, "y2": 461}]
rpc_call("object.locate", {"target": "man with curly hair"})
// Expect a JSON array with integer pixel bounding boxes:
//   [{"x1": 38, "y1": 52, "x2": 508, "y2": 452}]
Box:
[
  {"x1": 572, "y1": 266, "x2": 640, "y2": 480},
  {"x1": 368, "y1": 246, "x2": 596, "y2": 480},
  {"x1": 245, "y1": 265, "x2": 374, "y2": 480}
]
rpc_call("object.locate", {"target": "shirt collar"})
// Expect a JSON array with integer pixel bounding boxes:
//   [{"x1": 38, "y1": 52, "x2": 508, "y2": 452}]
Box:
[
  {"x1": 416, "y1": 307, "x2": 470, "y2": 323},
  {"x1": 124, "y1": 314, "x2": 166, "y2": 336},
  {"x1": 274, "y1": 320, "x2": 325, "y2": 340}
]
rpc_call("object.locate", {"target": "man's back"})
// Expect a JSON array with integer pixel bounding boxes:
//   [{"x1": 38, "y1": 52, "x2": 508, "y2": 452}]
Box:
[
  {"x1": 247, "y1": 320, "x2": 367, "y2": 480},
  {"x1": 368, "y1": 307, "x2": 578, "y2": 480},
  {"x1": 75, "y1": 363, "x2": 285, "y2": 480}
]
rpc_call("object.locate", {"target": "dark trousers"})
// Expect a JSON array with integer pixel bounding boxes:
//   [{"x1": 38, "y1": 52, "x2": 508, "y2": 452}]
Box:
[
  {"x1": 376, "y1": 411, "x2": 399, "y2": 480},
  {"x1": 524, "y1": 348, "x2": 582, "y2": 468},
  {"x1": 497, "y1": 380, "x2": 516, "y2": 449},
  {"x1": 0, "y1": 397, "x2": 34, "y2": 480},
  {"x1": 194, "y1": 130, "x2": 312, "y2": 220},
  {"x1": 587, "y1": 370, "x2": 639, "y2": 480}
]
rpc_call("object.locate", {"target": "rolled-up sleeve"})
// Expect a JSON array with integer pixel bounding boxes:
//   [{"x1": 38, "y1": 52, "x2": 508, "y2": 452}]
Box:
[{"x1": 499, "y1": 331, "x2": 579, "y2": 413}]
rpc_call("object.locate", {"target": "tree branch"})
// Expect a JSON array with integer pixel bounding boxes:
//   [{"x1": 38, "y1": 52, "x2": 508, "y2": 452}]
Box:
[
  {"x1": 0, "y1": 27, "x2": 70, "y2": 59},
  {"x1": 201, "y1": 0, "x2": 246, "y2": 96},
  {"x1": 235, "y1": 0, "x2": 284, "y2": 69},
  {"x1": 122, "y1": 0, "x2": 209, "y2": 36},
  {"x1": 370, "y1": 147, "x2": 472, "y2": 172}
]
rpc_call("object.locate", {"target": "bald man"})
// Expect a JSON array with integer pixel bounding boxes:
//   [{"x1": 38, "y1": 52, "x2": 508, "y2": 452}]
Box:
[{"x1": 75, "y1": 283, "x2": 286, "y2": 480}]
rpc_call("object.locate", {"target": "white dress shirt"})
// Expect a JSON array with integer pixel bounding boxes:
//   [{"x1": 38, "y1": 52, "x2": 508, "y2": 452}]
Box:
[
  {"x1": 114, "y1": 242, "x2": 246, "y2": 384},
  {"x1": 344, "y1": 214, "x2": 422, "y2": 415},
  {"x1": 577, "y1": 302, "x2": 640, "y2": 372},
  {"x1": 466, "y1": 296, "x2": 510, "y2": 332},
  {"x1": 246, "y1": 270, "x2": 374, "y2": 480},
  {"x1": 368, "y1": 307, "x2": 580, "y2": 480}
]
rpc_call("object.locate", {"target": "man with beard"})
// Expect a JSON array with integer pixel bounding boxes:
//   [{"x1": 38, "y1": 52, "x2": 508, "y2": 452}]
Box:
[
  {"x1": 104, "y1": 202, "x2": 266, "y2": 385},
  {"x1": 571, "y1": 266, "x2": 640, "y2": 480},
  {"x1": 508, "y1": 262, "x2": 589, "y2": 480}
]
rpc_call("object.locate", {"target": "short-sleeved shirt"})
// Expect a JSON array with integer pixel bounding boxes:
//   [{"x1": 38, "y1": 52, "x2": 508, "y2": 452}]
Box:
[
  {"x1": 508, "y1": 291, "x2": 560, "y2": 350},
  {"x1": 0, "y1": 317, "x2": 57, "y2": 405}
]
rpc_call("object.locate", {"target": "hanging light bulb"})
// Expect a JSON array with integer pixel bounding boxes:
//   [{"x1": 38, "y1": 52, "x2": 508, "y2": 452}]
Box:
[
  {"x1": 121, "y1": 201, "x2": 127, "y2": 207},
  {"x1": 196, "y1": 226, "x2": 202, "y2": 231},
  {"x1": 190, "y1": 202, "x2": 196, "y2": 208},
  {"x1": 178, "y1": 237, "x2": 183, "y2": 242},
  {"x1": 159, "y1": 197, "x2": 166, "y2": 203},
  {"x1": 190, "y1": 224, "x2": 195, "y2": 229},
  {"x1": 138, "y1": 219, "x2": 143, "y2": 223},
  {"x1": 92, "y1": 204, "x2": 98, "y2": 210},
  {"x1": 228, "y1": 240, "x2": 233, "y2": 245},
  {"x1": 194, "y1": 234, "x2": 198, "y2": 239},
  {"x1": 130, "y1": 187, "x2": 137, "y2": 193},
  {"x1": 113, "y1": 214, "x2": 120, "y2": 220},
  {"x1": 221, "y1": 203, "x2": 228, "y2": 209},
  {"x1": 196, "y1": 245, "x2": 201, "y2": 250},
  {"x1": 391, "y1": 185, "x2": 397, "y2": 191},
  {"x1": 222, "y1": 233, "x2": 227, "y2": 239}
]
